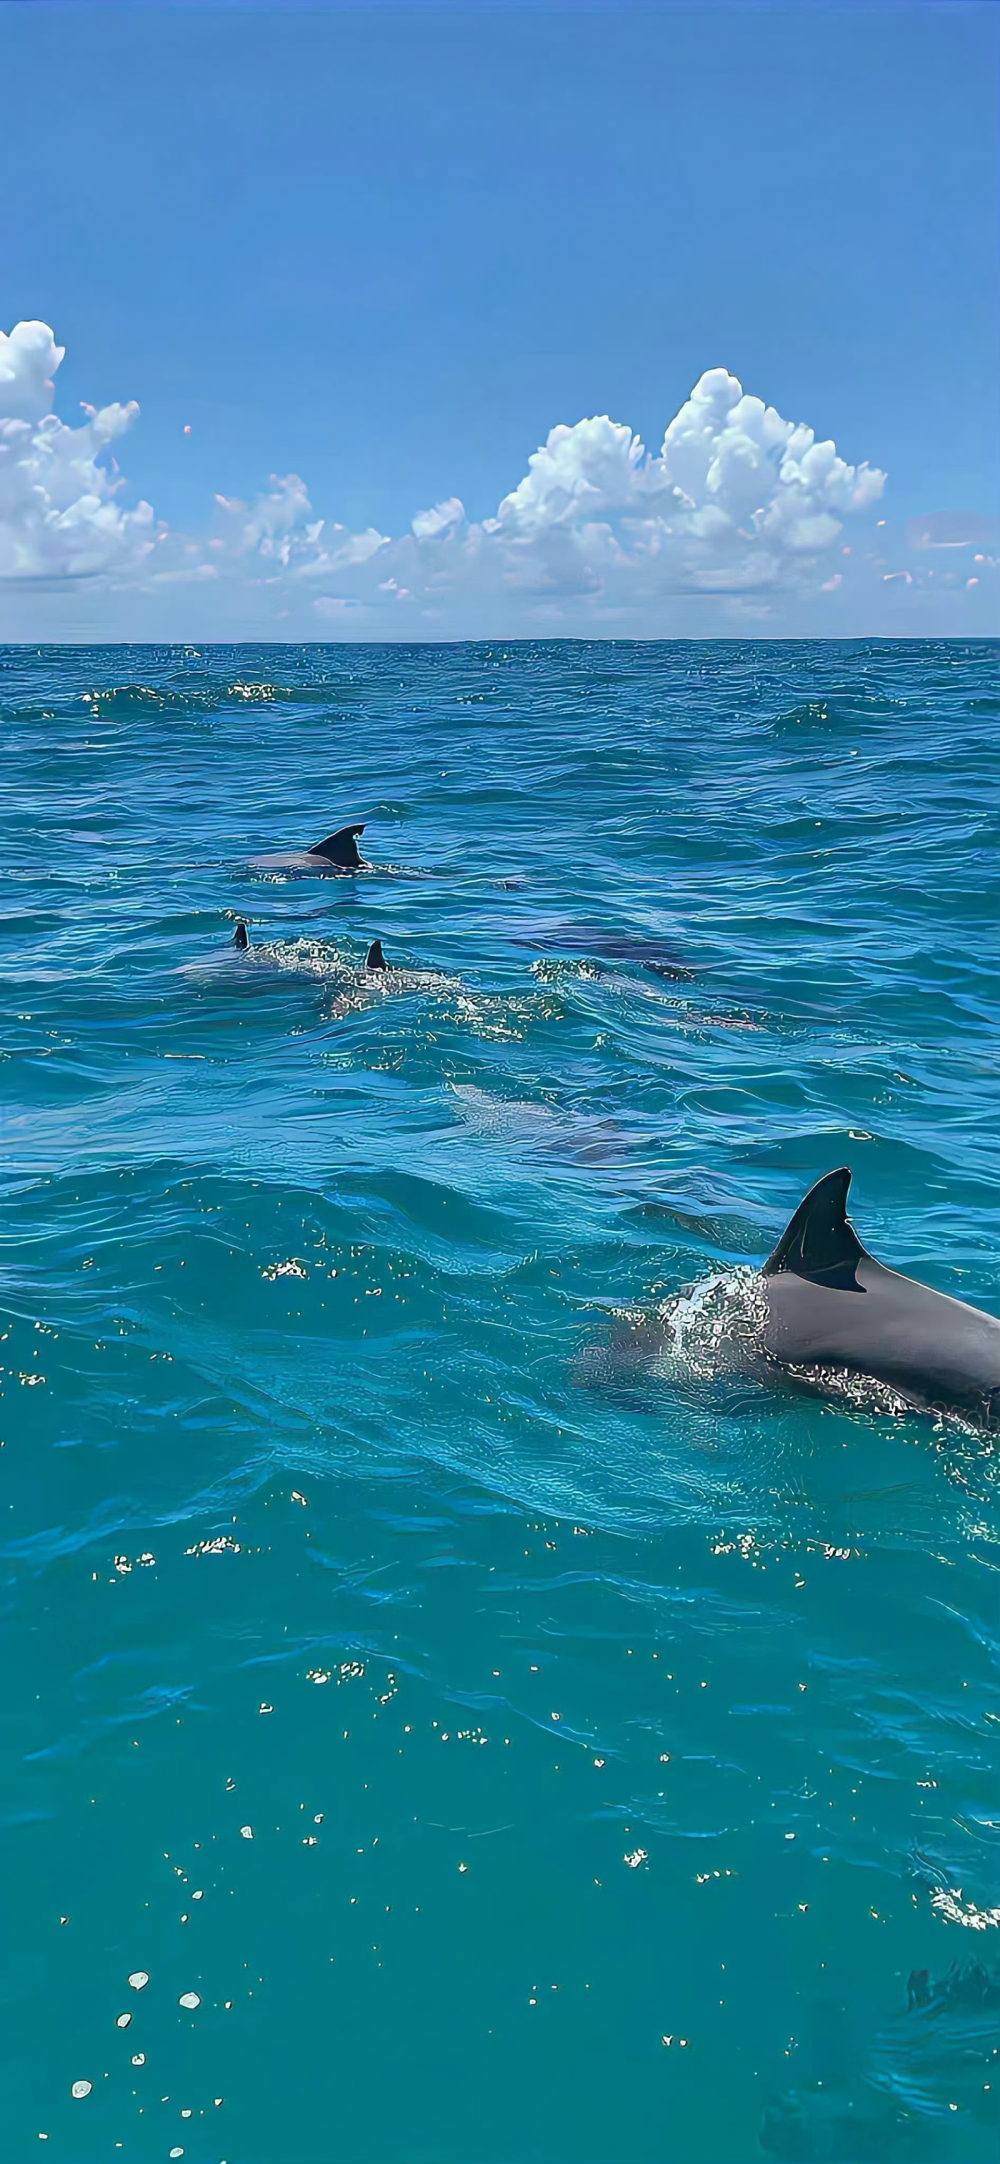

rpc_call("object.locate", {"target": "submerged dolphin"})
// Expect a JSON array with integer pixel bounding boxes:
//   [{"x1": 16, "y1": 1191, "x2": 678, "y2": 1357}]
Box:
[
  {"x1": 760, "y1": 1956, "x2": 999, "y2": 2157},
  {"x1": 760, "y1": 1168, "x2": 1000, "y2": 1426},
  {"x1": 513, "y1": 921, "x2": 694, "y2": 981},
  {"x1": 249, "y1": 821, "x2": 368, "y2": 875}
]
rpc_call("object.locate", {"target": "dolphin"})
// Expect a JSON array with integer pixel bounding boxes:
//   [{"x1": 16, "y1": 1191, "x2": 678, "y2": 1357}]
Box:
[
  {"x1": 759, "y1": 1168, "x2": 1000, "y2": 1426},
  {"x1": 512, "y1": 921, "x2": 694, "y2": 981},
  {"x1": 587, "y1": 1169, "x2": 1000, "y2": 1430},
  {"x1": 449, "y1": 1083, "x2": 628, "y2": 1167},
  {"x1": 248, "y1": 822, "x2": 368, "y2": 875},
  {"x1": 760, "y1": 1956, "x2": 999, "y2": 2157},
  {"x1": 177, "y1": 918, "x2": 277, "y2": 983},
  {"x1": 198, "y1": 926, "x2": 393, "y2": 984}
]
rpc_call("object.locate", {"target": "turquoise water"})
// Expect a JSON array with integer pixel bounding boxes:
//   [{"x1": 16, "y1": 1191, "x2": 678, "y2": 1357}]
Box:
[{"x1": 1, "y1": 639, "x2": 997, "y2": 2164}]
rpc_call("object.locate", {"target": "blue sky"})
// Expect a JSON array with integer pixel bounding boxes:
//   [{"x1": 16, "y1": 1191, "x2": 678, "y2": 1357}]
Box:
[{"x1": 1, "y1": 0, "x2": 997, "y2": 638}]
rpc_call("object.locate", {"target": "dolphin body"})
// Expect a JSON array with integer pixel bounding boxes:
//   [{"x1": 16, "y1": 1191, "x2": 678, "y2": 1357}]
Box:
[
  {"x1": 229, "y1": 921, "x2": 391, "y2": 976},
  {"x1": 248, "y1": 822, "x2": 368, "y2": 875},
  {"x1": 231, "y1": 920, "x2": 383, "y2": 965},
  {"x1": 177, "y1": 918, "x2": 276, "y2": 983},
  {"x1": 513, "y1": 921, "x2": 694, "y2": 981},
  {"x1": 759, "y1": 1168, "x2": 1000, "y2": 1426},
  {"x1": 760, "y1": 1957, "x2": 999, "y2": 2159},
  {"x1": 590, "y1": 1169, "x2": 1000, "y2": 1430}
]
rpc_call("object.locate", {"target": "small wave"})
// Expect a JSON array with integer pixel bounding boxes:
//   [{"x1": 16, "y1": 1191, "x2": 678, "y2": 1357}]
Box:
[
  {"x1": 767, "y1": 693, "x2": 909, "y2": 736},
  {"x1": 0, "y1": 676, "x2": 346, "y2": 726},
  {"x1": 79, "y1": 683, "x2": 216, "y2": 719}
]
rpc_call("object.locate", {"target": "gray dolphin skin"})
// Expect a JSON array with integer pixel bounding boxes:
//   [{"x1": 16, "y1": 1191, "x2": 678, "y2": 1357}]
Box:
[
  {"x1": 232, "y1": 920, "x2": 250, "y2": 951},
  {"x1": 365, "y1": 939, "x2": 388, "y2": 971},
  {"x1": 249, "y1": 821, "x2": 368, "y2": 874},
  {"x1": 762, "y1": 1168, "x2": 1000, "y2": 1425}
]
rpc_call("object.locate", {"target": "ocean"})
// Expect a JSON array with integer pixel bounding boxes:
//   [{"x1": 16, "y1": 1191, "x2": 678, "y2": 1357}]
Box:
[{"x1": 1, "y1": 638, "x2": 997, "y2": 2163}]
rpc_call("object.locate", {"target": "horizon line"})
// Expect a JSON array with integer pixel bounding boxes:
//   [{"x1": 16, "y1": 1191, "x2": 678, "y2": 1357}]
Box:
[{"x1": 2, "y1": 632, "x2": 998, "y2": 649}]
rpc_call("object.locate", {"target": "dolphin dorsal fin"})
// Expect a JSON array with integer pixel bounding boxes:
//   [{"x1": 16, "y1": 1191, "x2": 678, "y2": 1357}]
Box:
[
  {"x1": 365, "y1": 939, "x2": 388, "y2": 971},
  {"x1": 310, "y1": 822, "x2": 366, "y2": 867},
  {"x1": 763, "y1": 1168, "x2": 869, "y2": 1290},
  {"x1": 232, "y1": 921, "x2": 250, "y2": 951}
]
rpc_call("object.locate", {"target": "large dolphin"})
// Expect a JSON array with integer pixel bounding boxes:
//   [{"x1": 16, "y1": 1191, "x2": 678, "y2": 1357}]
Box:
[
  {"x1": 590, "y1": 1169, "x2": 1000, "y2": 1430},
  {"x1": 759, "y1": 1167, "x2": 1000, "y2": 1426},
  {"x1": 248, "y1": 821, "x2": 368, "y2": 875}
]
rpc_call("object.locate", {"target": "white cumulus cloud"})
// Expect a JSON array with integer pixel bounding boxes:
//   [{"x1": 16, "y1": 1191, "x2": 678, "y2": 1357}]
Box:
[
  {"x1": 209, "y1": 473, "x2": 389, "y2": 579},
  {"x1": 411, "y1": 496, "x2": 465, "y2": 541},
  {"x1": 486, "y1": 369, "x2": 886, "y2": 591},
  {"x1": 364, "y1": 368, "x2": 890, "y2": 622},
  {"x1": 0, "y1": 320, "x2": 155, "y2": 581},
  {"x1": 6, "y1": 321, "x2": 994, "y2": 636},
  {"x1": 170, "y1": 365, "x2": 893, "y2": 620}
]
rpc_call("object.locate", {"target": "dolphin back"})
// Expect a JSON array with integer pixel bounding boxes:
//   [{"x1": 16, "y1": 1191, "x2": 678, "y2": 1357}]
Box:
[{"x1": 760, "y1": 1171, "x2": 1000, "y2": 1424}]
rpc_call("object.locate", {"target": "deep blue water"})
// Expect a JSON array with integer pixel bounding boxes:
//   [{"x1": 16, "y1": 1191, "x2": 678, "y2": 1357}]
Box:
[{"x1": 1, "y1": 639, "x2": 997, "y2": 2164}]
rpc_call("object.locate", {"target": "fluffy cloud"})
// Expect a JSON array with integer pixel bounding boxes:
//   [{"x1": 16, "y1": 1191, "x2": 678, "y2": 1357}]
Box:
[
  {"x1": 0, "y1": 319, "x2": 64, "y2": 420},
  {"x1": 478, "y1": 369, "x2": 886, "y2": 594},
  {"x1": 212, "y1": 367, "x2": 889, "y2": 616},
  {"x1": 211, "y1": 473, "x2": 388, "y2": 576},
  {"x1": 3, "y1": 318, "x2": 994, "y2": 633},
  {"x1": 0, "y1": 320, "x2": 154, "y2": 580},
  {"x1": 411, "y1": 496, "x2": 464, "y2": 541}
]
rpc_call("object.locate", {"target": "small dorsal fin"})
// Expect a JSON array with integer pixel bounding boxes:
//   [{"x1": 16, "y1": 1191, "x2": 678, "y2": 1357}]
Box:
[
  {"x1": 365, "y1": 939, "x2": 387, "y2": 971},
  {"x1": 232, "y1": 921, "x2": 250, "y2": 951},
  {"x1": 310, "y1": 822, "x2": 366, "y2": 867},
  {"x1": 763, "y1": 1168, "x2": 868, "y2": 1290}
]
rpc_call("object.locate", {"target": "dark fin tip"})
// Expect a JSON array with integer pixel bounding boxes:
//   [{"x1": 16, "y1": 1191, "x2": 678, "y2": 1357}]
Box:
[
  {"x1": 365, "y1": 939, "x2": 387, "y2": 971},
  {"x1": 232, "y1": 921, "x2": 250, "y2": 951},
  {"x1": 763, "y1": 1167, "x2": 868, "y2": 1290},
  {"x1": 309, "y1": 822, "x2": 366, "y2": 868}
]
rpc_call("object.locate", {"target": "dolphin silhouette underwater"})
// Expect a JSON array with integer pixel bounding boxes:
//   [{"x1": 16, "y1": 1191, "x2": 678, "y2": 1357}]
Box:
[
  {"x1": 759, "y1": 1955, "x2": 999, "y2": 2159},
  {"x1": 757, "y1": 1168, "x2": 1000, "y2": 1425},
  {"x1": 513, "y1": 921, "x2": 694, "y2": 981},
  {"x1": 248, "y1": 822, "x2": 368, "y2": 875}
]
